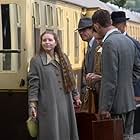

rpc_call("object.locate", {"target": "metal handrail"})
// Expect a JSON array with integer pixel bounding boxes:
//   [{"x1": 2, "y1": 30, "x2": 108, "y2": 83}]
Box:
[{"x1": 0, "y1": 49, "x2": 21, "y2": 53}]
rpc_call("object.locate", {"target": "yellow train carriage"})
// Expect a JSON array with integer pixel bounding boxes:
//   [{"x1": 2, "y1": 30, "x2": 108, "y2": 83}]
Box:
[
  {"x1": 0, "y1": 0, "x2": 140, "y2": 139},
  {"x1": 0, "y1": 0, "x2": 26, "y2": 91},
  {"x1": 30, "y1": 0, "x2": 87, "y2": 89},
  {"x1": 1, "y1": 0, "x2": 139, "y2": 92},
  {"x1": 0, "y1": 0, "x2": 86, "y2": 91},
  {"x1": 0, "y1": 0, "x2": 84, "y2": 139}
]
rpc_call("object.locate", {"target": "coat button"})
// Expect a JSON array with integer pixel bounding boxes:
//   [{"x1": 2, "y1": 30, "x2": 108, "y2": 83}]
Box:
[
  {"x1": 59, "y1": 87, "x2": 62, "y2": 90},
  {"x1": 56, "y1": 73, "x2": 59, "y2": 76},
  {"x1": 58, "y1": 80, "x2": 61, "y2": 83}
]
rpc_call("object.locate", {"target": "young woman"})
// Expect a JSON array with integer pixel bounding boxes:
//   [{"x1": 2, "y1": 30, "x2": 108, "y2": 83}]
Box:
[{"x1": 28, "y1": 30, "x2": 81, "y2": 140}]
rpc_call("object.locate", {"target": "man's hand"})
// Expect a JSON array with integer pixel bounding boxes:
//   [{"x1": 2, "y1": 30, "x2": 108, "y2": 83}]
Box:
[
  {"x1": 100, "y1": 111, "x2": 111, "y2": 120},
  {"x1": 86, "y1": 73, "x2": 102, "y2": 85}
]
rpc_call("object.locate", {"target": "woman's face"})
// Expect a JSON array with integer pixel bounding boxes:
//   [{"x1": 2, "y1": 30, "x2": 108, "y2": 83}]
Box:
[{"x1": 41, "y1": 33, "x2": 57, "y2": 53}]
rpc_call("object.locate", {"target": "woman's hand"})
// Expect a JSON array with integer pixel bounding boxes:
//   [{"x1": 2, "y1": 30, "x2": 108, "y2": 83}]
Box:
[
  {"x1": 30, "y1": 106, "x2": 37, "y2": 119},
  {"x1": 73, "y1": 95, "x2": 82, "y2": 112},
  {"x1": 75, "y1": 98, "x2": 82, "y2": 106},
  {"x1": 73, "y1": 95, "x2": 82, "y2": 106},
  {"x1": 29, "y1": 102, "x2": 37, "y2": 119}
]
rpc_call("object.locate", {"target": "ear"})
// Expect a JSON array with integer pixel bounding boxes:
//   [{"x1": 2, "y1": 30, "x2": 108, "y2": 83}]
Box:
[
  {"x1": 94, "y1": 23, "x2": 101, "y2": 32},
  {"x1": 97, "y1": 23, "x2": 102, "y2": 29}
]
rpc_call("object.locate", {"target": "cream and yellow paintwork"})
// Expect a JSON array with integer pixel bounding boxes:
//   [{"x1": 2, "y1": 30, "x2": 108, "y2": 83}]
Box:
[{"x1": 0, "y1": 0, "x2": 140, "y2": 91}]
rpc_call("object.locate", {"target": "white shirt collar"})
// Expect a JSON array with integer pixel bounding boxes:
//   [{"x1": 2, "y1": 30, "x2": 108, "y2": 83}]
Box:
[
  {"x1": 123, "y1": 31, "x2": 127, "y2": 35},
  {"x1": 102, "y1": 28, "x2": 118, "y2": 43},
  {"x1": 89, "y1": 36, "x2": 95, "y2": 48}
]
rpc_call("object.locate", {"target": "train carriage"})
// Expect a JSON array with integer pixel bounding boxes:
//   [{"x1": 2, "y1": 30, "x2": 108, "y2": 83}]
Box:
[
  {"x1": 0, "y1": 0, "x2": 140, "y2": 140},
  {"x1": 0, "y1": 0, "x2": 85, "y2": 139}
]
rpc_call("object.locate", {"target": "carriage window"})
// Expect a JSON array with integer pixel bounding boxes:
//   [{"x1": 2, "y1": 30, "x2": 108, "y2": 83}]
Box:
[
  {"x1": 34, "y1": 28, "x2": 40, "y2": 55},
  {"x1": 56, "y1": 7, "x2": 63, "y2": 27},
  {"x1": 129, "y1": 26, "x2": 132, "y2": 35},
  {"x1": 44, "y1": 6, "x2": 47, "y2": 25},
  {"x1": 33, "y1": 2, "x2": 40, "y2": 26},
  {"x1": 74, "y1": 12, "x2": 79, "y2": 63},
  {"x1": 66, "y1": 17, "x2": 70, "y2": 56},
  {"x1": 57, "y1": 30, "x2": 63, "y2": 50},
  {"x1": 0, "y1": 4, "x2": 21, "y2": 72},
  {"x1": 74, "y1": 11, "x2": 78, "y2": 28},
  {"x1": 15, "y1": 4, "x2": 21, "y2": 24},
  {"x1": 46, "y1": 5, "x2": 53, "y2": 26},
  {"x1": 60, "y1": 9, "x2": 63, "y2": 26},
  {"x1": 74, "y1": 31, "x2": 79, "y2": 63}
]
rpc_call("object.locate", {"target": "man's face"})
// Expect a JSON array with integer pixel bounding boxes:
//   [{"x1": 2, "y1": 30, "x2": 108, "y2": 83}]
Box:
[
  {"x1": 114, "y1": 22, "x2": 126, "y2": 33},
  {"x1": 93, "y1": 23, "x2": 105, "y2": 39},
  {"x1": 78, "y1": 27, "x2": 94, "y2": 42},
  {"x1": 94, "y1": 32, "x2": 103, "y2": 46}
]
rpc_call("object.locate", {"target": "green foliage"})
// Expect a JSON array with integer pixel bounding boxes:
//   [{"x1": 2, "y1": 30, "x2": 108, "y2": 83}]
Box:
[
  {"x1": 112, "y1": 0, "x2": 127, "y2": 7},
  {"x1": 100, "y1": 0, "x2": 110, "y2": 2},
  {"x1": 100, "y1": 0, "x2": 127, "y2": 7}
]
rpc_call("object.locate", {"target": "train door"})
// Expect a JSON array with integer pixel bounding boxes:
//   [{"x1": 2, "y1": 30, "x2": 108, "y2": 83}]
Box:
[
  {"x1": 0, "y1": 0, "x2": 27, "y2": 91},
  {"x1": 0, "y1": 1, "x2": 31, "y2": 140}
]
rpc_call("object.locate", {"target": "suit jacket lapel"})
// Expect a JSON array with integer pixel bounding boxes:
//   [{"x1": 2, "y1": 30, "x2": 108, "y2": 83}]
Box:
[{"x1": 85, "y1": 40, "x2": 97, "y2": 73}]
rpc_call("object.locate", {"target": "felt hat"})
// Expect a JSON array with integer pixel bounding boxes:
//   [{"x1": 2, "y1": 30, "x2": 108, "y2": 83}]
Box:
[
  {"x1": 111, "y1": 11, "x2": 130, "y2": 24},
  {"x1": 76, "y1": 17, "x2": 93, "y2": 31}
]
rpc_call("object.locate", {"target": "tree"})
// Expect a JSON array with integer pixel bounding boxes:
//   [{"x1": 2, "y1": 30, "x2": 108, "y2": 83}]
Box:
[
  {"x1": 125, "y1": 0, "x2": 140, "y2": 12},
  {"x1": 112, "y1": 0, "x2": 127, "y2": 7},
  {"x1": 100, "y1": 0, "x2": 110, "y2": 2},
  {"x1": 100, "y1": 0, "x2": 127, "y2": 7}
]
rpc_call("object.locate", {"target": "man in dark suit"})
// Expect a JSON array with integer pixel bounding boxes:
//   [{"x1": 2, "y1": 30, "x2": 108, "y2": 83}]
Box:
[
  {"x1": 111, "y1": 11, "x2": 140, "y2": 97},
  {"x1": 76, "y1": 17, "x2": 101, "y2": 112},
  {"x1": 92, "y1": 9, "x2": 140, "y2": 140}
]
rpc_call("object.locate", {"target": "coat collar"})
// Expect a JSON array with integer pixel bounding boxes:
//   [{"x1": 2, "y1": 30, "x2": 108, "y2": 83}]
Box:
[
  {"x1": 102, "y1": 28, "x2": 119, "y2": 42},
  {"x1": 40, "y1": 52, "x2": 60, "y2": 68}
]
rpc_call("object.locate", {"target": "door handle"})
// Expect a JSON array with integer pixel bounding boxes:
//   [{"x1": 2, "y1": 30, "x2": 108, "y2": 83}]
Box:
[{"x1": 19, "y1": 79, "x2": 25, "y2": 87}]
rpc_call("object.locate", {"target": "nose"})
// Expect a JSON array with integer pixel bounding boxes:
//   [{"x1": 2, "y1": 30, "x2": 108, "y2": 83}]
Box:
[{"x1": 45, "y1": 39, "x2": 50, "y2": 44}]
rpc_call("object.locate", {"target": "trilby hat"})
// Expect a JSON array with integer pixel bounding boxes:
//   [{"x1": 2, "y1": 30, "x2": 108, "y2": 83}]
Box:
[
  {"x1": 75, "y1": 17, "x2": 93, "y2": 31},
  {"x1": 111, "y1": 11, "x2": 130, "y2": 24}
]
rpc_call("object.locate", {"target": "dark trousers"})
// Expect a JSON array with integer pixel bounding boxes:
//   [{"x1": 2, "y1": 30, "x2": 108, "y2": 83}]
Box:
[{"x1": 111, "y1": 110, "x2": 135, "y2": 140}]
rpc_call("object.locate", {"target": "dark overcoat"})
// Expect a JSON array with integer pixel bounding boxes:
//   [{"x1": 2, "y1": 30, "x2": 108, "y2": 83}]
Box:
[
  {"x1": 80, "y1": 40, "x2": 98, "y2": 94},
  {"x1": 126, "y1": 34, "x2": 140, "y2": 97}
]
